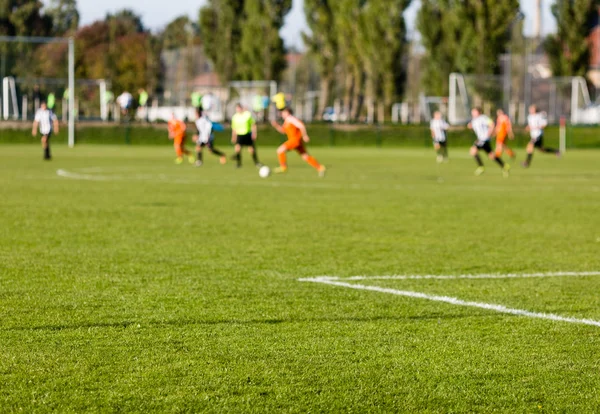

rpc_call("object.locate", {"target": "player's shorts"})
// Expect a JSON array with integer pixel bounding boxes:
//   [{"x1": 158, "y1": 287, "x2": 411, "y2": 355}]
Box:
[
  {"x1": 473, "y1": 140, "x2": 493, "y2": 154},
  {"x1": 41, "y1": 131, "x2": 52, "y2": 139},
  {"x1": 173, "y1": 135, "x2": 185, "y2": 145},
  {"x1": 531, "y1": 135, "x2": 544, "y2": 148},
  {"x1": 496, "y1": 132, "x2": 507, "y2": 144},
  {"x1": 236, "y1": 133, "x2": 254, "y2": 146},
  {"x1": 198, "y1": 135, "x2": 215, "y2": 148},
  {"x1": 283, "y1": 140, "x2": 306, "y2": 153},
  {"x1": 433, "y1": 139, "x2": 446, "y2": 146}
]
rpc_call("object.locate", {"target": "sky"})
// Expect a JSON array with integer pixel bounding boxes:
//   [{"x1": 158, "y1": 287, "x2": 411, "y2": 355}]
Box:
[{"x1": 73, "y1": 0, "x2": 558, "y2": 48}]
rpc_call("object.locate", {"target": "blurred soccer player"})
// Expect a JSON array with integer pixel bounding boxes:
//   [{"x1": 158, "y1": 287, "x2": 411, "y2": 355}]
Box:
[
  {"x1": 494, "y1": 108, "x2": 516, "y2": 160},
  {"x1": 32, "y1": 101, "x2": 59, "y2": 161},
  {"x1": 231, "y1": 103, "x2": 261, "y2": 168},
  {"x1": 429, "y1": 111, "x2": 450, "y2": 163},
  {"x1": 271, "y1": 107, "x2": 326, "y2": 177},
  {"x1": 193, "y1": 107, "x2": 226, "y2": 166},
  {"x1": 522, "y1": 105, "x2": 560, "y2": 168},
  {"x1": 168, "y1": 113, "x2": 194, "y2": 164},
  {"x1": 468, "y1": 108, "x2": 510, "y2": 177}
]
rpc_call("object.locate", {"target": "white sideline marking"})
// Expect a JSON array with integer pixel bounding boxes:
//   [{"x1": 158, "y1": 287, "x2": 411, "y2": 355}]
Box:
[
  {"x1": 299, "y1": 272, "x2": 600, "y2": 328},
  {"x1": 304, "y1": 271, "x2": 600, "y2": 282}
]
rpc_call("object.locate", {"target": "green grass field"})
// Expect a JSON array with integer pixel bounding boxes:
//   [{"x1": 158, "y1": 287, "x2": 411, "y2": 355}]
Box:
[{"x1": 1, "y1": 144, "x2": 600, "y2": 412}]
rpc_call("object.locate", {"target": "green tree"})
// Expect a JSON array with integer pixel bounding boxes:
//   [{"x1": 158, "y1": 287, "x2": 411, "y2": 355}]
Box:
[
  {"x1": 0, "y1": 0, "x2": 52, "y2": 78},
  {"x1": 356, "y1": 0, "x2": 411, "y2": 110},
  {"x1": 544, "y1": 0, "x2": 600, "y2": 77},
  {"x1": 46, "y1": 0, "x2": 80, "y2": 35},
  {"x1": 417, "y1": 0, "x2": 520, "y2": 95},
  {"x1": 331, "y1": 0, "x2": 363, "y2": 119},
  {"x1": 199, "y1": 0, "x2": 245, "y2": 83},
  {"x1": 161, "y1": 15, "x2": 199, "y2": 50},
  {"x1": 302, "y1": 0, "x2": 337, "y2": 118},
  {"x1": 237, "y1": 0, "x2": 291, "y2": 81}
]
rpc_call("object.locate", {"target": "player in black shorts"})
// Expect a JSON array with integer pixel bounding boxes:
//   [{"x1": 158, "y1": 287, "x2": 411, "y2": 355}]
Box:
[
  {"x1": 230, "y1": 103, "x2": 261, "y2": 168},
  {"x1": 32, "y1": 101, "x2": 59, "y2": 160}
]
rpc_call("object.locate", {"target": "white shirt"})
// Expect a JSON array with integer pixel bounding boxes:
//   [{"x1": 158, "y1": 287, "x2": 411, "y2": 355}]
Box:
[
  {"x1": 117, "y1": 92, "x2": 133, "y2": 109},
  {"x1": 195, "y1": 116, "x2": 213, "y2": 144},
  {"x1": 430, "y1": 118, "x2": 449, "y2": 142},
  {"x1": 34, "y1": 109, "x2": 57, "y2": 135},
  {"x1": 471, "y1": 115, "x2": 494, "y2": 141},
  {"x1": 527, "y1": 113, "x2": 547, "y2": 140}
]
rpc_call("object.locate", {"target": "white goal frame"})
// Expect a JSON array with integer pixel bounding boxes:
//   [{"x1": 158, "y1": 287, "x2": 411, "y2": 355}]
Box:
[
  {"x1": 449, "y1": 72, "x2": 593, "y2": 126},
  {"x1": 0, "y1": 36, "x2": 75, "y2": 147}
]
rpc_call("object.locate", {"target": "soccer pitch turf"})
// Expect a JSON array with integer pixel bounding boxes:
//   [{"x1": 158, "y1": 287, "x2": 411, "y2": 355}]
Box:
[{"x1": 1, "y1": 144, "x2": 599, "y2": 412}]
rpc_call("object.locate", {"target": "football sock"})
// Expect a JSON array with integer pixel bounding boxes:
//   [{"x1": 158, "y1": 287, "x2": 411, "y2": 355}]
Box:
[
  {"x1": 252, "y1": 151, "x2": 260, "y2": 165},
  {"x1": 474, "y1": 154, "x2": 483, "y2": 167},
  {"x1": 526, "y1": 153, "x2": 533, "y2": 165},
  {"x1": 176, "y1": 147, "x2": 183, "y2": 157},
  {"x1": 211, "y1": 147, "x2": 225, "y2": 157},
  {"x1": 306, "y1": 156, "x2": 321, "y2": 170},
  {"x1": 542, "y1": 147, "x2": 558, "y2": 154},
  {"x1": 278, "y1": 152, "x2": 287, "y2": 168},
  {"x1": 494, "y1": 156, "x2": 505, "y2": 168},
  {"x1": 442, "y1": 147, "x2": 448, "y2": 158},
  {"x1": 44, "y1": 147, "x2": 51, "y2": 159},
  {"x1": 197, "y1": 151, "x2": 202, "y2": 162},
  {"x1": 235, "y1": 153, "x2": 241, "y2": 167}
]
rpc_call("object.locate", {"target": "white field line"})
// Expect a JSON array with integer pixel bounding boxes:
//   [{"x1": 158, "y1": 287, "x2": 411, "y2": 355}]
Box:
[
  {"x1": 55, "y1": 168, "x2": 388, "y2": 190},
  {"x1": 299, "y1": 278, "x2": 600, "y2": 328},
  {"x1": 304, "y1": 271, "x2": 600, "y2": 282}
]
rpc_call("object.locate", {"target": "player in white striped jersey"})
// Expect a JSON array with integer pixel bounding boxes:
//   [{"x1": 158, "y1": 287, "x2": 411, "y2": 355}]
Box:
[
  {"x1": 429, "y1": 111, "x2": 449, "y2": 163},
  {"x1": 468, "y1": 107, "x2": 510, "y2": 177},
  {"x1": 522, "y1": 105, "x2": 560, "y2": 168},
  {"x1": 192, "y1": 107, "x2": 227, "y2": 166},
  {"x1": 32, "y1": 101, "x2": 59, "y2": 160}
]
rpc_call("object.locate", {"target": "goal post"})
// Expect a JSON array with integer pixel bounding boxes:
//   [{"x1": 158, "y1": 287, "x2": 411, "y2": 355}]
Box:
[
  {"x1": 448, "y1": 72, "x2": 595, "y2": 126},
  {"x1": 0, "y1": 35, "x2": 75, "y2": 147}
]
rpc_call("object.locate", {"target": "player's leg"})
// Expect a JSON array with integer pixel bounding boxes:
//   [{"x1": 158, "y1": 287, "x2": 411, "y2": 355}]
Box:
[
  {"x1": 537, "y1": 136, "x2": 560, "y2": 156},
  {"x1": 275, "y1": 143, "x2": 289, "y2": 173},
  {"x1": 195, "y1": 143, "x2": 203, "y2": 166},
  {"x1": 174, "y1": 140, "x2": 184, "y2": 164},
  {"x1": 41, "y1": 134, "x2": 51, "y2": 160},
  {"x1": 439, "y1": 141, "x2": 449, "y2": 161},
  {"x1": 470, "y1": 144, "x2": 484, "y2": 166},
  {"x1": 434, "y1": 142, "x2": 443, "y2": 163},
  {"x1": 300, "y1": 148, "x2": 321, "y2": 170},
  {"x1": 181, "y1": 137, "x2": 194, "y2": 163},
  {"x1": 207, "y1": 141, "x2": 227, "y2": 164},
  {"x1": 232, "y1": 143, "x2": 242, "y2": 167},
  {"x1": 486, "y1": 142, "x2": 507, "y2": 174},
  {"x1": 522, "y1": 140, "x2": 535, "y2": 168},
  {"x1": 248, "y1": 143, "x2": 261, "y2": 167},
  {"x1": 299, "y1": 145, "x2": 326, "y2": 177}
]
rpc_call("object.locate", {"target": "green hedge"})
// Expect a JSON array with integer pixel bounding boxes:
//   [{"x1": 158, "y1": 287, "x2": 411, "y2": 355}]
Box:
[{"x1": 1, "y1": 123, "x2": 598, "y2": 148}]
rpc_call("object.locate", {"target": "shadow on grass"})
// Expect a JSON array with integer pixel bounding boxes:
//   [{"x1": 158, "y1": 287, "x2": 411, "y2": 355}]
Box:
[{"x1": 2, "y1": 312, "x2": 494, "y2": 332}]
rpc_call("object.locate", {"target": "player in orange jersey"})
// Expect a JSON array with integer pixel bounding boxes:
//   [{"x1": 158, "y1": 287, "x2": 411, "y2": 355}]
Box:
[
  {"x1": 494, "y1": 108, "x2": 516, "y2": 160},
  {"x1": 270, "y1": 107, "x2": 326, "y2": 177},
  {"x1": 168, "y1": 113, "x2": 194, "y2": 164}
]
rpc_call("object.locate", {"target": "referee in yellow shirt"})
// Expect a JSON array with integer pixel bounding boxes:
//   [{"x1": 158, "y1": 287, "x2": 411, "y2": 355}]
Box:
[{"x1": 231, "y1": 103, "x2": 261, "y2": 168}]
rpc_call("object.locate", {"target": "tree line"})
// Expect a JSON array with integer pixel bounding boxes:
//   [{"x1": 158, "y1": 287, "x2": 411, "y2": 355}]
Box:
[{"x1": 1, "y1": 0, "x2": 598, "y2": 119}]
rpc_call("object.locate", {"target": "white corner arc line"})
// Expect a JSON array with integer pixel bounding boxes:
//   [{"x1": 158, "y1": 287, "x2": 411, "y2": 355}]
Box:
[
  {"x1": 299, "y1": 277, "x2": 600, "y2": 328},
  {"x1": 302, "y1": 271, "x2": 600, "y2": 282}
]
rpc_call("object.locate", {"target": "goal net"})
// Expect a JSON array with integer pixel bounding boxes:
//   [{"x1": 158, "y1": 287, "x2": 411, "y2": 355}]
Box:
[
  {"x1": 0, "y1": 36, "x2": 76, "y2": 146},
  {"x1": 449, "y1": 73, "x2": 593, "y2": 125},
  {"x1": 227, "y1": 81, "x2": 277, "y2": 122}
]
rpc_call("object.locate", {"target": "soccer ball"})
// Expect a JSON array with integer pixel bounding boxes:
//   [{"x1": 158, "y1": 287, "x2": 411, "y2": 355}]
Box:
[{"x1": 258, "y1": 165, "x2": 271, "y2": 178}]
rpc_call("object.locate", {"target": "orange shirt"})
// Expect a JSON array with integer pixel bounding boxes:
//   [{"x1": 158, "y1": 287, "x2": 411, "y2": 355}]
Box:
[
  {"x1": 496, "y1": 114, "x2": 512, "y2": 137},
  {"x1": 168, "y1": 119, "x2": 186, "y2": 139},
  {"x1": 283, "y1": 116, "x2": 304, "y2": 143}
]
